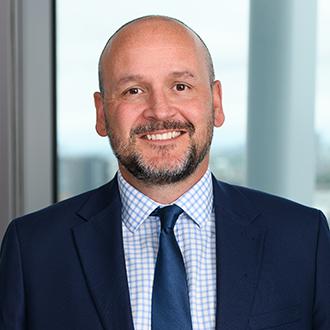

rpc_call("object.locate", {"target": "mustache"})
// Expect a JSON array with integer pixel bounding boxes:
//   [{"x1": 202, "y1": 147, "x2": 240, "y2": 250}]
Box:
[{"x1": 131, "y1": 120, "x2": 195, "y2": 137}]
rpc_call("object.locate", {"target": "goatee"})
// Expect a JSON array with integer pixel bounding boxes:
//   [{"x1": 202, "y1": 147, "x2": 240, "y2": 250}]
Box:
[{"x1": 106, "y1": 119, "x2": 213, "y2": 185}]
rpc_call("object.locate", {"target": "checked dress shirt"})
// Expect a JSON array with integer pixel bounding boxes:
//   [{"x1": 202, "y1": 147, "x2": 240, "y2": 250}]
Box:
[{"x1": 118, "y1": 169, "x2": 217, "y2": 330}]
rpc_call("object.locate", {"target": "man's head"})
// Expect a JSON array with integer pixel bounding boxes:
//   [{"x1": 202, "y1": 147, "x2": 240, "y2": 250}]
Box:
[{"x1": 94, "y1": 15, "x2": 224, "y2": 186}]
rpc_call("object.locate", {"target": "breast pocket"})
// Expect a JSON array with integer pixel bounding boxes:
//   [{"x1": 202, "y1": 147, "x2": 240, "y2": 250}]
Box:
[{"x1": 248, "y1": 305, "x2": 301, "y2": 329}]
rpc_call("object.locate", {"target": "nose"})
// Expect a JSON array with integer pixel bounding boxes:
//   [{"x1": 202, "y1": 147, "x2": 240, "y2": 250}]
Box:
[{"x1": 142, "y1": 89, "x2": 177, "y2": 121}]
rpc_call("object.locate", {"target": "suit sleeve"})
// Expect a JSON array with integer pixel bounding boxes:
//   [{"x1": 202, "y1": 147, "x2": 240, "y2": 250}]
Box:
[
  {"x1": 0, "y1": 221, "x2": 26, "y2": 329},
  {"x1": 313, "y1": 211, "x2": 330, "y2": 329}
]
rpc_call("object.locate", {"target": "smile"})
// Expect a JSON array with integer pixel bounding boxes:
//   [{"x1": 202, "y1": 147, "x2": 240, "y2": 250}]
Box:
[{"x1": 144, "y1": 131, "x2": 183, "y2": 141}]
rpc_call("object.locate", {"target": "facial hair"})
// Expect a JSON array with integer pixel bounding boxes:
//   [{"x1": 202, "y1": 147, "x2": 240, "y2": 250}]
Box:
[{"x1": 106, "y1": 118, "x2": 214, "y2": 185}]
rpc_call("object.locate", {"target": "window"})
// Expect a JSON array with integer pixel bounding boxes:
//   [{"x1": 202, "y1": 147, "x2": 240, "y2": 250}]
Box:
[
  {"x1": 315, "y1": 0, "x2": 330, "y2": 216},
  {"x1": 56, "y1": 1, "x2": 329, "y2": 218}
]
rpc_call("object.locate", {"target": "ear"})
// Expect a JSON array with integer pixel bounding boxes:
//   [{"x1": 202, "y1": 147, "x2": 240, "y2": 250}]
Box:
[
  {"x1": 212, "y1": 80, "x2": 225, "y2": 127},
  {"x1": 94, "y1": 91, "x2": 108, "y2": 137}
]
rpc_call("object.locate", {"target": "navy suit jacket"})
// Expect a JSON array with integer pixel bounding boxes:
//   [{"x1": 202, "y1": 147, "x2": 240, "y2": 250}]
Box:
[{"x1": 1, "y1": 176, "x2": 330, "y2": 329}]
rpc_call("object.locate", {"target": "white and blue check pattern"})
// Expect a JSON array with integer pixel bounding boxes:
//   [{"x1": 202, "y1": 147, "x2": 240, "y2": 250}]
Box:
[{"x1": 118, "y1": 170, "x2": 216, "y2": 330}]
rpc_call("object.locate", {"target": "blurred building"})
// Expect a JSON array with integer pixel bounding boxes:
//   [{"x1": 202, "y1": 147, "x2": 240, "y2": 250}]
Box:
[{"x1": 59, "y1": 156, "x2": 115, "y2": 200}]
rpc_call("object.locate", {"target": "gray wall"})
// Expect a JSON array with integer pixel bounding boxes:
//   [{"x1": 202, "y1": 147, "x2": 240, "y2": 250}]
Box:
[{"x1": 0, "y1": 0, "x2": 55, "y2": 241}]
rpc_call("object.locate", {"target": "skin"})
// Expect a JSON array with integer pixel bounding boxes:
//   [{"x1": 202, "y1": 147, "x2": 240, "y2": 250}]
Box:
[{"x1": 94, "y1": 18, "x2": 225, "y2": 203}]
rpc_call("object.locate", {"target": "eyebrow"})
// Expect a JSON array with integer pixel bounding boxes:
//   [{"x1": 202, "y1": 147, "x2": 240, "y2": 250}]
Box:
[
  {"x1": 117, "y1": 74, "x2": 144, "y2": 85},
  {"x1": 116, "y1": 71, "x2": 196, "y2": 86},
  {"x1": 170, "y1": 71, "x2": 195, "y2": 79}
]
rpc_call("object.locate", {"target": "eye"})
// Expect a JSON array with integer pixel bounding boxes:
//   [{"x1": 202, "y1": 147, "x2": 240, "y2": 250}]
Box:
[
  {"x1": 124, "y1": 87, "x2": 143, "y2": 95},
  {"x1": 174, "y1": 83, "x2": 189, "y2": 92}
]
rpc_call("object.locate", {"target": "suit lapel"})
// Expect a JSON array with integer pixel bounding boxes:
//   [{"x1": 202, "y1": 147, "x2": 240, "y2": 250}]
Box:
[
  {"x1": 72, "y1": 178, "x2": 134, "y2": 330},
  {"x1": 213, "y1": 178, "x2": 266, "y2": 330}
]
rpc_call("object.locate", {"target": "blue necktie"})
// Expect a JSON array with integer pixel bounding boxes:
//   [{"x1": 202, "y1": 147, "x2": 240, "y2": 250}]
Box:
[{"x1": 151, "y1": 205, "x2": 193, "y2": 330}]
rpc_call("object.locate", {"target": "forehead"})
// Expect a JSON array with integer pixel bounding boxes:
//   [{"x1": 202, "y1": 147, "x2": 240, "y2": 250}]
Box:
[{"x1": 101, "y1": 19, "x2": 208, "y2": 80}]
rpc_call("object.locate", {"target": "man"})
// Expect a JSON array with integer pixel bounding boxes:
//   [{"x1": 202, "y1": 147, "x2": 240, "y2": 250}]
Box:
[{"x1": 0, "y1": 15, "x2": 329, "y2": 330}]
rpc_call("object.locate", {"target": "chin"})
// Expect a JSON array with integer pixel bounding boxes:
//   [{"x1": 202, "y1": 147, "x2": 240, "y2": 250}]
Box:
[{"x1": 145, "y1": 157, "x2": 187, "y2": 170}]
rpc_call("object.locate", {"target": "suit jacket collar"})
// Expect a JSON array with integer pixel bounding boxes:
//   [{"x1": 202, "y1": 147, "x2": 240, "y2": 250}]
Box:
[{"x1": 72, "y1": 175, "x2": 266, "y2": 330}]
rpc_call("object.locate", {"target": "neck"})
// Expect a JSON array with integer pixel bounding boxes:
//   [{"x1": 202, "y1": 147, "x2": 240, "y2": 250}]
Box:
[{"x1": 118, "y1": 160, "x2": 209, "y2": 204}]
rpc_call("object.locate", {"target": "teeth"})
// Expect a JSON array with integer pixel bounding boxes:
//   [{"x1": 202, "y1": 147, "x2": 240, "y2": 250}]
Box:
[{"x1": 146, "y1": 131, "x2": 181, "y2": 141}]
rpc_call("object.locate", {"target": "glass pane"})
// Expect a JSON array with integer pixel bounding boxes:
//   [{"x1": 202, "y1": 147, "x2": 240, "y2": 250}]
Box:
[
  {"x1": 56, "y1": 1, "x2": 249, "y2": 200},
  {"x1": 57, "y1": 2, "x2": 330, "y2": 219},
  {"x1": 315, "y1": 0, "x2": 330, "y2": 217}
]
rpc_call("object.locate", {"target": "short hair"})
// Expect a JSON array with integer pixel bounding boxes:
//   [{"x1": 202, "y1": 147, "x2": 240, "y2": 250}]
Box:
[{"x1": 98, "y1": 15, "x2": 215, "y2": 95}]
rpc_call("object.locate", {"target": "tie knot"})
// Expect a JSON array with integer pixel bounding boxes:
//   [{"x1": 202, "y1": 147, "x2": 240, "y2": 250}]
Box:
[{"x1": 152, "y1": 204, "x2": 183, "y2": 230}]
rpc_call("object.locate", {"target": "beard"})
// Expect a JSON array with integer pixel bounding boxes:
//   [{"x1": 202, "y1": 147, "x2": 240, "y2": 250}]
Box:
[{"x1": 106, "y1": 118, "x2": 214, "y2": 185}]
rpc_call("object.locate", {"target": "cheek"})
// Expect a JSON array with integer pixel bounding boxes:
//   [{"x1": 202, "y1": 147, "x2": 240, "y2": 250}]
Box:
[
  {"x1": 107, "y1": 104, "x2": 144, "y2": 137},
  {"x1": 181, "y1": 98, "x2": 213, "y2": 124}
]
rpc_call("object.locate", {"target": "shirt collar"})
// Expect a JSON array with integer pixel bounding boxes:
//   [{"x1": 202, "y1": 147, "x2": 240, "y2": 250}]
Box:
[
  {"x1": 175, "y1": 170, "x2": 213, "y2": 228},
  {"x1": 117, "y1": 169, "x2": 213, "y2": 233}
]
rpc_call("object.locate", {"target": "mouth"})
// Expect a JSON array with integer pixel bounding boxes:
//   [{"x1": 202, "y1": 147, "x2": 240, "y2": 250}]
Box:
[
  {"x1": 132, "y1": 120, "x2": 194, "y2": 143},
  {"x1": 141, "y1": 130, "x2": 185, "y2": 141}
]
